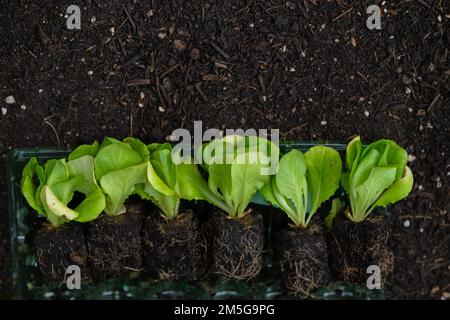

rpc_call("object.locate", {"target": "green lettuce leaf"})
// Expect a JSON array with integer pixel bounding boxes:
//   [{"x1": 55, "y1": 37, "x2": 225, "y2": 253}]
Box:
[
  {"x1": 261, "y1": 147, "x2": 341, "y2": 227},
  {"x1": 343, "y1": 137, "x2": 413, "y2": 222}
]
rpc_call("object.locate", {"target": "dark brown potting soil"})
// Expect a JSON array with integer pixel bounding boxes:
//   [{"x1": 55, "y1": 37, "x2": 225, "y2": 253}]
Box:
[
  {"x1": 85, "y1": 200, "x2": 144, "y2": 278},
  {"x1": 327, "y1": 214, "x2": 394, "y2": 289},
  {"x1": 208, "y1": 209, "x2": 264, "y2": 280},
  {"x1": 275, "y1": 220, "x2": 331, "y2": 296},
  {"x1": 33, "y1": 221, "x2": 90, "y2": 282},
  {"x1": 1, "y1": 0, "x2": 448, "y2": 298},
  {"x1": 143, "y1": 208, "x2": 207, "y2": 281}
]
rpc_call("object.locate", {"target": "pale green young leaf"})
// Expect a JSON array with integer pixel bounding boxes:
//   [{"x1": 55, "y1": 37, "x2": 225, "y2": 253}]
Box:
[
  {"x1": 350, "y1": 166, "x2": 397, "y2": 222},
  {"x1": 100, "y1": 163, "x2": 147, "y2": 216},
  {"x1": 94, "y1": 143, "x2": 142, "y2": 180},
  {"x1": 21, "y1": 158, "x2": 45, "y2": 214},
  {"x1": 150, "y1": 149, "x2": 177, "y2": 189},
  {"x1": 350, "y1": 148, "x2": 381, "y2": 188},
  {"x1": 370, "y1": 166, "x2": 414, "y2": 211},
  {"x1": 136, "y1": 182, "x2": 180, "y2": 219},
  {"x1": 45, "y1": 159, "x2": 69, "y2": 187},
  {"x1": 67, "y1": 155, "x2": 97, "y2": 193},
  {"x1": 123, "y1": 137, "x2": 150, "y2": 160},
  {"x1": 275, "y1": 149, "x2": 307, "y2": 217},
  {"x1": 304, "y1": 146, "x2": 342, "y2": 216},
  {"x1": 73, "y1": 186, "x2": 106, "y2": 222},
  {"x1": 231, "y1": 151, "x2": 270, "y2": 217},
  {"x1": 361, "y1": 139, "x2": 408, "y2": 180},
  {"x1": 346, "y1": 136, "x2": 362, "y2": 173},
  {"x1": 146, "y1": 159, "x2": 176, "y2": 196},
  {"x1": 68, "y1": 141, "x2": 99, "y2": 160},
  {"x1": 259, "y1": 178, "x2": 281, "y2": 208}
]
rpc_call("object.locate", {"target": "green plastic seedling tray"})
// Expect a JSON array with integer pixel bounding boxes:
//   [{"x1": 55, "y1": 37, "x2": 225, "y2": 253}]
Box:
[{"x1": 6, "y1": 142, "x2": 385, "y2": 300}]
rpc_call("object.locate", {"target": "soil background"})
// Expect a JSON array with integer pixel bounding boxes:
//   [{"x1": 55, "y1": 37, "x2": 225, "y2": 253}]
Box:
[{"x1": 0, "y1": 0, "x2": 449, "y2": 299}]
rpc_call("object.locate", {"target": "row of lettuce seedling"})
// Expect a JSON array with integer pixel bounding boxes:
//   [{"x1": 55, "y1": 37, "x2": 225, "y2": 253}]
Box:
[{"x1": 21, "y1": 135, "x2": 413, "y2": 296}]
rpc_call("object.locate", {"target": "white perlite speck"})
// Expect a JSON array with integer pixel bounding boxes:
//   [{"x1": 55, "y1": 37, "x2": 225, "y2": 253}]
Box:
[
  {"x1": 320, "y1": 120, "x2": 327, "y2": 126},
  {"x1": 364, "y1": 110, "x2": 370, "y2": 117},
  {"x1": 5, "y1": 95, "x2": 16, "y2": 104},
  {"x1": 1, "y1": 107, "x2": 7, "y2": 116},
  {"x1": 403, "y1": 220, "x2": 410, "y2": 228}
]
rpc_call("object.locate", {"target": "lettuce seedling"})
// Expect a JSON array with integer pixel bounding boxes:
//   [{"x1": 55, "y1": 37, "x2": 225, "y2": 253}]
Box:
[
  {"x1": 260, "y1": 147, "x2": 342, "y2": 228},
  {"x1": 135, "y1": 142, "x2": 211, "y2": 220},
  {"x1": 341, "y1": 136, "x2": 414, "y2": 222},
  {"x1": 21, "y1": 155, "x2": 105, "y2": 227},
  {"x1": 193, "y1": 135, "x2": 280, "y2": 219},
  {"x1": 69, "y1": 137, "x2": 149, "y2": 216}
]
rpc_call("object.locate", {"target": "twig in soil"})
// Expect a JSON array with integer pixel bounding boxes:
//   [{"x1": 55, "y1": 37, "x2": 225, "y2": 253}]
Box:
[
  {"x1": 257, "y1": 74, "x2": 266, "y2": 94},
  {"x1": 117, "y1": 37, "x2": 127, "y2": 57},
  {"x1": 122, "y1": 4, "x2": 137, "y2": 33},
  {"x1": 155, "y1": 76, "x2": 168, "y2": 111},
  {"x1": 332, "y1": 7, "x2": 353, "y2": 22},
  {"x1": 116, "y1": 54, "x2": 141, "y2": 70},
  {"x1": 210, "y1": 41, "x2": 230, "y2": 60},
  {"x1": 37, "y1": 25, "x2": 50, "y2": 45},
  {"x1": 126, "y1": 79, "x2": 152, "y2": 86},
  {"x1": 427, "y1": 93, "x2": 441, "y2": 113},
  {"x1": 160, "y1": 64, "x2": 180, "y2": 78},
  {"x1": 282, "y1": 124, "x2": 307, "y2": 137},
  {"x1": 130, "y1": 113, "x2": 134, "y2": 137},
  {"x1": 194, "y1": 82, "x2": 208, "y2": 102},
  {"x1": 414, "y1": 0, "x2": 441, "y2": 14},
  {"x1": 43, "y1": 117, "x2": 61, "y2": 147}
]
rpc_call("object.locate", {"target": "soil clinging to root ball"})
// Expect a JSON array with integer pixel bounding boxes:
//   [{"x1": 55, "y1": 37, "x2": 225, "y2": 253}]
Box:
[
  {"x1": 208, "y1": 209, "x2": 264, "y2": 280},
  {"x1": 143, "y1": 209, "x2": 207, "y2": 281},
  {"x1": 33, "y1": 221, "x2": 90, "y2": 282},
  {"x1": 275, "y1": 220, "x2": 331, "y2": 296},
  {"x1": 85, "y1": 200, "x2": 144, "y2": 278},
  {"x1": 327, "y1": 214, "x2": 394, "y2": 289}
]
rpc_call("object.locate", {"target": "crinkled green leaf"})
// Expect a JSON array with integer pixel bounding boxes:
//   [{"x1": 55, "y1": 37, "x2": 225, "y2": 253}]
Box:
[
  {"x1": 361, "y1": 139, "x2": 408, "y2": 180},
  {"x1": 73, "y1": 186, "x2": 106, "y2": 222},
  {"x1": 100, "y1": 163, "x2": 147, "y2": 216},
  {"x1": 44, "y1": 159, "x2": 69, "y2": 187},
  {"x1": 124, "y1": 137, "x2": 150, "y2": 160},
  {"x1": 21, "y1": 158, "x2": 45, "y2": 214},
  {"x1": 51, "y1": 176, "x2": 83, "y2": 205},
  {"x1": 67, "y1": 155, "x2": 97, "y2": 194},
  {"x1": 146, "y1": 158, "x2": 176, "y2": 196},
  {"x1": 94, "y1": 142, "x2": 142, "y2": 180},
  {"x1": 68, "y1": 141, "x2": 99, "y2": 160},
  {"x1": 150, "y1": 149, "x2": 176, "y2": 189}
]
